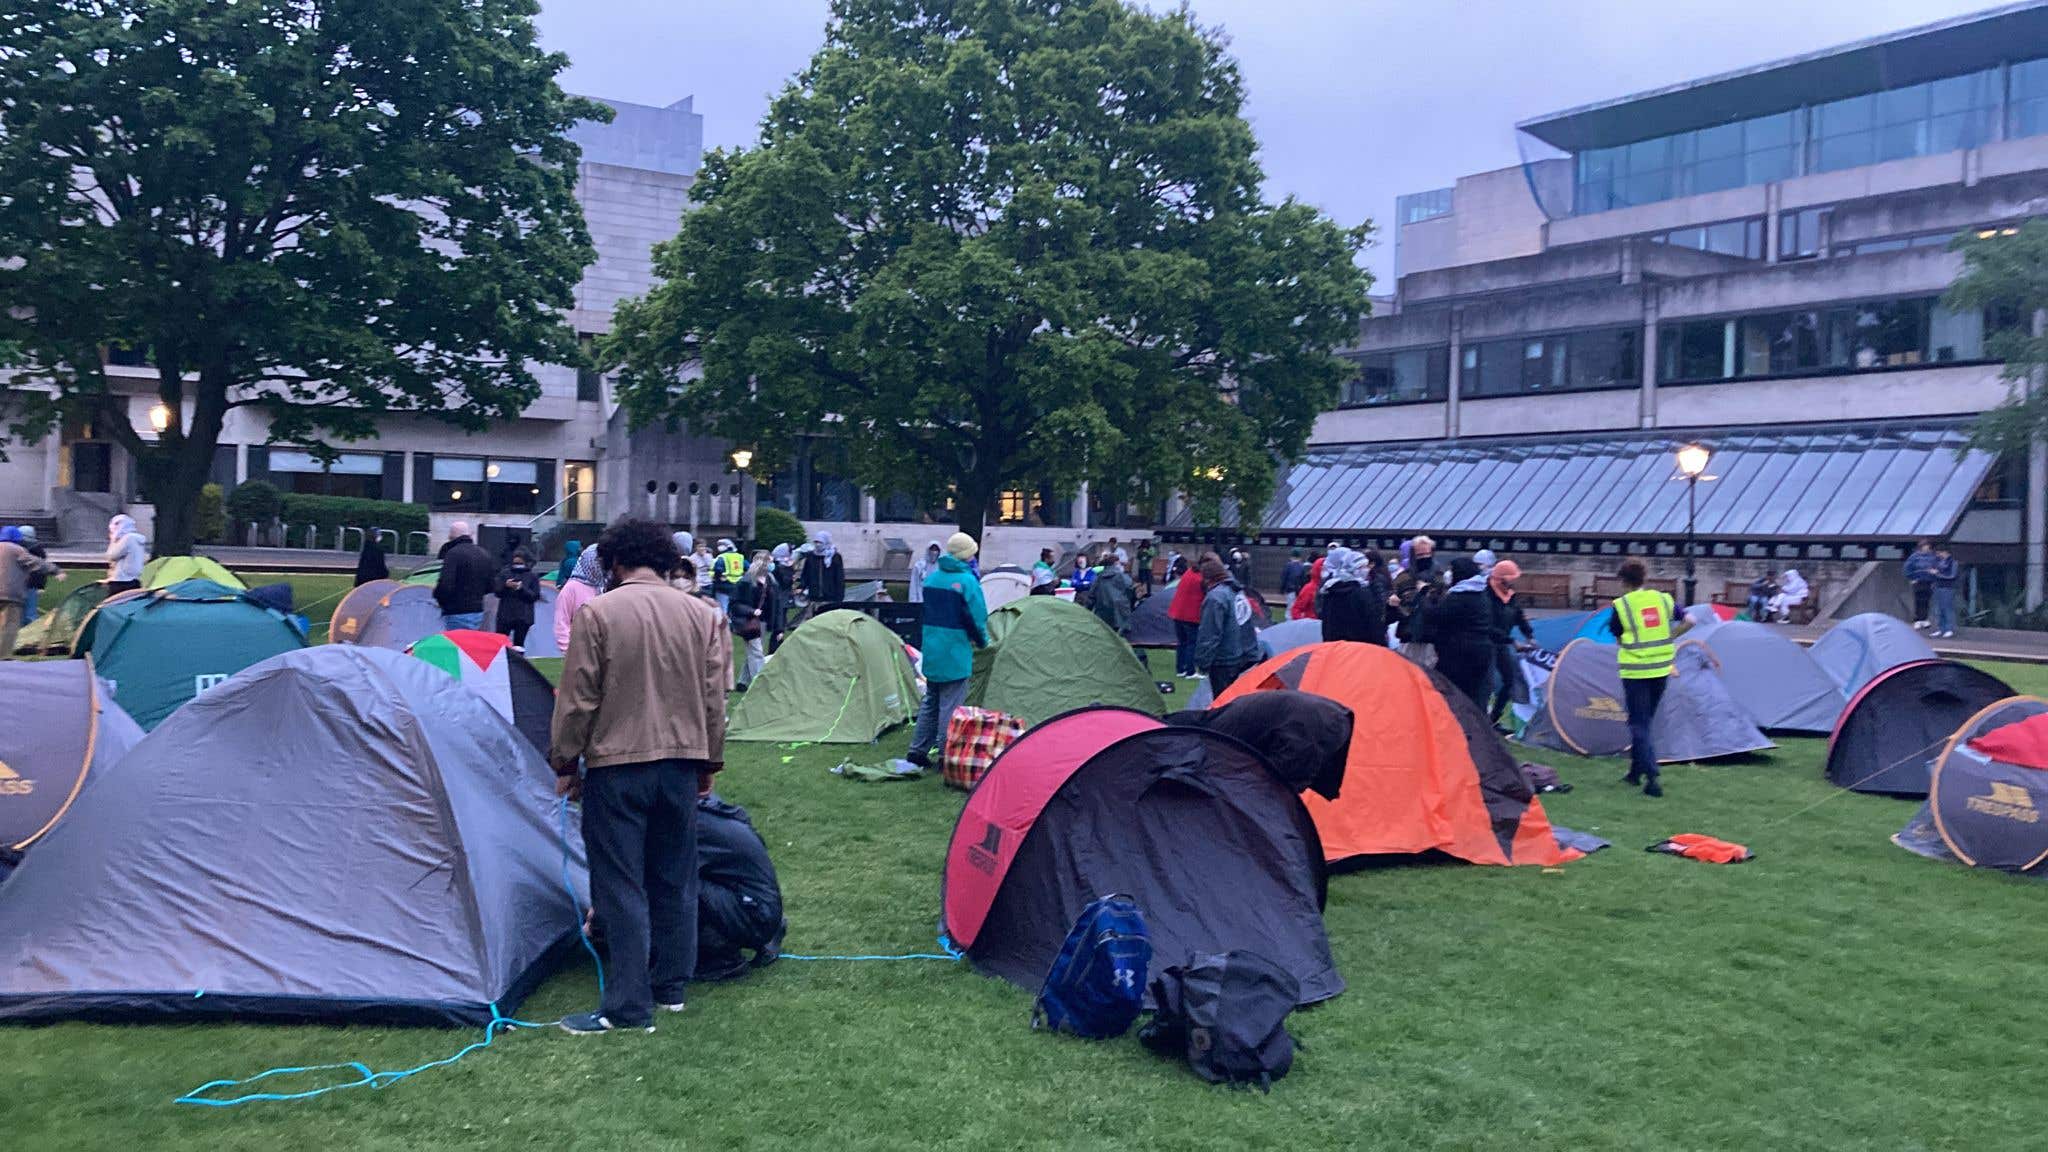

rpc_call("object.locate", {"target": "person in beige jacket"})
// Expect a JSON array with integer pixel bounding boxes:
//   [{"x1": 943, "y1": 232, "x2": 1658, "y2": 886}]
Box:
[
  {"x1": 549, "y1": 518, "x2": 731, "y2": 1035},
  {"x1": 1, "y1": 539, "x2": 62, "y2": 658}
]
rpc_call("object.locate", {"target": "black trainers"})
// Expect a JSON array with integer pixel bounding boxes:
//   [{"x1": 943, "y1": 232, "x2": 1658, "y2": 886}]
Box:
[
  {"x1": 904, "y1": 749, "x2": 931, "y2": 770},
  {"x1": 1620, "y1": 772, "x2": 1642, "y2": 787},
  {"x1": 1642, "y1": 778, "x2": 1664, "y2": 798},
  {"x1": 559, "y1": 1010, "x2": 653, "y2": 1035}
]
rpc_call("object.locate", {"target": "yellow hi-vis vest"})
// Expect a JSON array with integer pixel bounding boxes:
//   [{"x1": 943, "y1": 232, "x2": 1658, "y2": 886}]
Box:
[
  {"x1": 1613, "y1": 588, "x2": 1676, "y2": 679},
  {"x1": 715, "y1": 551, "x2": 745, "y2": 583}
]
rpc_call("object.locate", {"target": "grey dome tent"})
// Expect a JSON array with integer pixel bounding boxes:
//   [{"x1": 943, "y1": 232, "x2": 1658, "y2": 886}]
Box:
[
  {"x1": 1684, "y1": 621, "x2": 1845, "y2": 733},
  {"x1": 1825, "y1": 660, "x2": 2014, "y2": 796},
  {"x1": 330, "y1": 578, "x2": 444, "y2": 650},
  {"x1": 1521, "y1": 639, "x2": 1773, "y2": 762},
  {"x1": 1259, "y1": 617, "x2": 1323, "y2": 659},
  {"x1": 1895, "y1": 696, "x2": 2048, "y2": 877},
  {"x1": 1123, "y1": 585, "x2": 1181, "y2": 647},
  {"x1": 0, "y1": 661, "x2": 144, "y2": 851},
  {"x1": 1810, "y1": 613, "x2": 1937, "y2": 698},
  {"x1": 0, "y1": 645, "x2": 586, "y2": 1026}
]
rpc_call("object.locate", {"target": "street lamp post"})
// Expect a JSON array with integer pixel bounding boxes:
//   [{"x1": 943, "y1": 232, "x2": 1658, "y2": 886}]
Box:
[
  {"x1": 732, "y1": 448, "x2": 755, "y2": 547},
  {"x1": 1676, "y1": 443, "x2": 1712, "y2": 607}
]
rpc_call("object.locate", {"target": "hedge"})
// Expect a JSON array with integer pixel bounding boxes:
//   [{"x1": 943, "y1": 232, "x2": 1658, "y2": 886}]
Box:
[
  {"x1": 753, "y1": 507, "x2": 808, "y2": 553},
  {"x1": 279, "y1": 494, "x2": 431, "y2": 553}
]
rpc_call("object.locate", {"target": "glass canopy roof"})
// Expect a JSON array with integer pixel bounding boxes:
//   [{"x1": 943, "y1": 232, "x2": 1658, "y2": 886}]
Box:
[{"x1": 1177, "y1": 423, "x2": 1994, "y2": 542}]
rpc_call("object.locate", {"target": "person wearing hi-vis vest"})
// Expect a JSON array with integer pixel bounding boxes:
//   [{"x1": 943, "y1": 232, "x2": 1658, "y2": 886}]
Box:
[
  {"x1": 1605, "y1": 558, "x2": 1691, "y2": 797},
  {"x1": 711, "y1": 539, "x2": 745, "y2": 613}
]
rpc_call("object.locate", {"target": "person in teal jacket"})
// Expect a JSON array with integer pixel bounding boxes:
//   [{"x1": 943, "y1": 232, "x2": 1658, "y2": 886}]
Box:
[{"x1": 906, "y1": 532, "x2": 990, "y2": 769}]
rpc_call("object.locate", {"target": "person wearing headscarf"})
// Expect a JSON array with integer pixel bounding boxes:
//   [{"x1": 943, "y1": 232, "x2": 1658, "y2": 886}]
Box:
[
  {"x1": 1389, "y1": 535, "x2": 1439, "y2": 647},
  {"x1": 1192, "y1": 553, "x2": 1261, "y2": 695},
  {"x1": 1484, "y1": 560, "x2": 1535, "y2": 727},
  {"x1": 1768, "y1": 568, "x2": 1810, "y2": 623},
  {"x1": 909, "y1": 540, "x2": 942, "y2": 603},
  {"x1": 801, "y1": 531, "x2": 845, "y2": 604},
  {"x1": 728, "y1": 550, "x2": 777, "y2": 690},
  {"x1": 105, "y1": 514, "x2": 148, "y2": 595},
  {"x1": 554, "y1": 542, "x2": 609, "y2": 652},
  {"x1": 1425, "y1": 557, "x2": 1494, "y2": 708},
  {"x1": 1318, "y1": 547, "x2": 1383, "y2": 645},
  {"x1": 768, "y1": 543, "x2": 796, "y2": 650},
  {"x1": 353, "y1": 534, "x2": 390, "y2": 587},
  {"x1": 554, "y1": 540, "x2": 583, "y2": 587},
  {"x1": 1474, "y1": 548, "x2": 1498, "y2": 576}
]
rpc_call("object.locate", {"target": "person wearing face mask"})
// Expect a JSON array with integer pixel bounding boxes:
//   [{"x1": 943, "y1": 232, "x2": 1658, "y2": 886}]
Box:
[
  {"x1": 1318, "y1": 548, "x2": 1382, "y2": 645},
  {"x1": 728, "y1": 550, "x2": 778, "y2": 690},
  {"x1": 1483, "y1": 560, "x2": 1536, "y2": 730},
  {"x1": 909, "y1": 541, "x2": 942, "y2": 604},
  {"x1": 1424, "y1": 557, "x2": 1493, "y2": 708},
  {"x1": 801, "y1": 531, "x2": 845, "y2": 604},
  {"x1": 768, "y1": 543, "x2": 796, "y2": 651},
  {"x1": 492, "y1": 547, "x2": 544, "y2": 652}
]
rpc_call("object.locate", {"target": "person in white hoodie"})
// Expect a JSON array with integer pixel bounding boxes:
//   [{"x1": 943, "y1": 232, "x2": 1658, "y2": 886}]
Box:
[
  {"x1": 105, "y1": 515, "x2": 148, "y2": 595},
  {"x1": 908, "y1": 540, "x2": 941, "y2": 603}
]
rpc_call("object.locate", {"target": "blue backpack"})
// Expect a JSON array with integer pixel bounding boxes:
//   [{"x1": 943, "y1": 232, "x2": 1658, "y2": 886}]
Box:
[{"x1": 1032, "y1": 894, "x2": 1151, "y2": 1039}]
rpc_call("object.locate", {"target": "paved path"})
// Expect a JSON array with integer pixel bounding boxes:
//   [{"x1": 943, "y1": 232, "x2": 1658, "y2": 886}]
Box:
[{"x1": 1774, "y1": 621, "x2": 2048, "y2": 665}]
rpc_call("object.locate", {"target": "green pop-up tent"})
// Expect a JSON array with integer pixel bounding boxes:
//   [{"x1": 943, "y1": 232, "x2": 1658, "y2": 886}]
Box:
[
  {"x1": 968, "y1": 596, "x2": 1164, "y2": 726},
  {"x1": 141, "y1": 555, "x2": 245, "y2": 590},
  {"x1": 728, "y1": 610, "x2": 922, "y2": 744},
  {"x1": 73, "y1": 579, "x2": 307, "y2": 730}
]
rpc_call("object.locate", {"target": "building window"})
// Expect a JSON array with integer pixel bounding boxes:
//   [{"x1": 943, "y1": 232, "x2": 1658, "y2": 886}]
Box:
[
  {"x1": 1779, "y1": 207, "x2": 1829, "y2": 260},
  {"x1": 577, "y1": 334, "x2": 603, "y2": 403},
  {"x1": 1397, "y1": 187, "x2": 1453, "y2": 224},
  {"x1": 104, "y1": 342, "x2": 151, "y2": 369},
  {"x1": 1342, "y1": 347, "x2": 1448, "y2": 406},
  {"x1": 1460, "y1": 327, "x2": 1638, "y2": 399},
  {"x1": 70, "y1": 441, "x2": 113, "y2": 493},
  {"x1": 997, "y1": 490, "x2": 1029, "y2": 524},
  {"x1": 563, "y1": 461, "x2": 597, "y2": 521},
  {"x1": 266, "y1": 449, "x2": 388, "y2": 500},
  {"x1": 2011, "y1": 57, "x2": 2048, "y2": 139},
  {"x1": 431, "y1": 457, "x2": 485, "y2": 511},
  {"x1": 1574, "y1": 111, "x2": 1797, "y2": 213},
  {"x1": 485, "y1": 458, "x2": 542, "y2": 514},
  {"x1": 1650, "y1": 218, "x2": 1764, "y2": 260},
  {"x1": 1660, "y1": 296, "x2": 1990, "y2": 384},
  {"x1": 1810, "y1": 69, "x2": 1998, "y2": 174}
]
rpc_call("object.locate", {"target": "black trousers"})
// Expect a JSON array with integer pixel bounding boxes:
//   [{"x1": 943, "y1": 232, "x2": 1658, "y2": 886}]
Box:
[
  {"x1": 1623, "y1": 676, "x2": 1668, "y2": 781},
  {"x1": 582, "y1": 759, "x2": 701, "y2": 1025},
  {"x1": 497, "y1": 619, "x2": 531, "y2": 648},
  {"x1": 1436, "y1": 644, "x2": 1493, "y2": 711},
  {"x1": 1488, "y1": 644, "x2": 1520, "y2": 723},
  {"x1": 1208, "y1": 659, "x2": 1254, "y2": 698},
  {"x1": 1912, "y1": 583, "x2": 1932, "y2": 622}
]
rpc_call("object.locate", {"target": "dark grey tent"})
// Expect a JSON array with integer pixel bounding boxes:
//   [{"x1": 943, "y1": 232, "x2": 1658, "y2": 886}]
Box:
[
  {"x1": 1258, "y1": 617, "x2": 1323, "y2": 659},
  {"x1": 1684, "y1": 621, "x2": 1845, "y2": 733},
  {"x1": 1810, "y1": 613, "x2": 1937, "y2": 698},
  {"x1": 1895, "y1": 696, "x2": 2048, "y2": 877},
  {"x1": 1123, "y1": 584, "x2": 1182, "y2": 647},
  {"x1": 0, "y1": 645, "x2": 585, "y2": 1025},
  {"x1": 1521, "y1": 639, "x2": 1773, "y2": 762},
  {"x1": 0, "y1": 661, "x2": 144, "y2": 851},
  {"x1": 329, "y1": 579, "x2": 443, "y2": 651}
]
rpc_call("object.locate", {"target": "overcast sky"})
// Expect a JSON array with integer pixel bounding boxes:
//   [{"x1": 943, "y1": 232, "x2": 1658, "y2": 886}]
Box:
[{"x1": 538, "y1": 0, "x2": 1996, "y2": 286}]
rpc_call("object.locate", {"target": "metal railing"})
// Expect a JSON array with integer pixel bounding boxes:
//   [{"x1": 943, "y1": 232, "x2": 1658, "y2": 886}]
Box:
[
  {"x1": 374, "y1": 528, "x2": 399, "y2": 553},
  {"x1": 337, "y1": 526, "x2": 364, "y2": 553},
  {"x1": 405, "y1": 530, "x2": 431, "y2": 555}
]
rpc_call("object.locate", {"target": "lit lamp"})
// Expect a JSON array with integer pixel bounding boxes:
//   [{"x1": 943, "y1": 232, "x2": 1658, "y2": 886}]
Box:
[
  {"x1": 731, "y1": 448, "x2": 756, "y2": 544},
  {"x1": 147, "y1": 402, "x2": 172, "y2": 433},
  {"x1": 1676, "y1": 443, "x2": 1712, "y2": 608},
  {"x1": 731, "y1": 448, "x2": 753, "y2": 471}
]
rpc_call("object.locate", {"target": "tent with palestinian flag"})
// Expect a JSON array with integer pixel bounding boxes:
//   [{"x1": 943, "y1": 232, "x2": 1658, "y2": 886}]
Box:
[{"x1": 407, "y1": 630, "x2": 555, "y2": 756}]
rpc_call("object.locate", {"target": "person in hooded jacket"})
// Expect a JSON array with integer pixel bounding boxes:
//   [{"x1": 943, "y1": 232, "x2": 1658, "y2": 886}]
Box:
[
  {"x1": 1091, "y1": 554, "x2": 1136, "y2": 635},
  {"x1": 104, "y1": 514, "x2": 148, "y2": 595},
  {"x1": 1193, "y1": 554, "x2": 1261, "y2": 695},
  {"x1": 352, "y1": 535, "x2": 391, "y2": 588},
  {"x1": 491, "y1": 547, "x2": 543, "y2": 650},
  {"x1": 1318, "y1": 548, "x2": 1383, "y2": 645},
  {"x1": 1166, "y1": 560, "x2": 1207, "y2": 679},
  {"x1": 555, "y1": 544, "x2": 608, "y2": 653},
  {"x1": 1291, "y1": 550, "x2": 1327, "y2": 621},
  {"x1": 1426, "y1": 557, "x2": 1494, "y2": 708},
  {"x1": 801, "y1": 532, "x2": 845, "y2": 604},
  {"x1": 906, "y1": 533, "x2": 988, "y2": 769},
  {"x1": 768, "y1": 543, "x2": 796, "y2": 651},
  {"x1": 908, "y1": 540, "x2": 941, "y2": 604},
  {"x1": 554, "y1": 540, "x2": 583, "y2": 587}
]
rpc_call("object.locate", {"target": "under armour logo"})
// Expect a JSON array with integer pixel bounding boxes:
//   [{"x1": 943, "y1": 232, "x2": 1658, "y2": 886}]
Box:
[{"x1": 1113, "y1": 968, "x2": 1136, "y2": 989}]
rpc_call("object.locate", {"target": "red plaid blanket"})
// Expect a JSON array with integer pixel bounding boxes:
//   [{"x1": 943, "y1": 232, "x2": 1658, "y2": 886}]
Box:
[{"x1": 943, "y1": 706, "x2": 1026, "y2": 792}]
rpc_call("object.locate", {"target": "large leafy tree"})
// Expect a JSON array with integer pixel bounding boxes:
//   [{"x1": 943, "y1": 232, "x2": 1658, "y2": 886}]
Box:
[
  {"x1": 0, "y1": 0, "x2": 602, "y2": 554},
  {"x1": 1946, "y1": 221, "x2": 2048, "y2": 455},
  {"x1": 607, "y1": 0, "x2": 1371, "y2": 539}
]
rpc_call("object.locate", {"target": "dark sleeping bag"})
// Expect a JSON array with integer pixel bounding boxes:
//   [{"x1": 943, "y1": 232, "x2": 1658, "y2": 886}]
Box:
[{"x1": 1164, "y1": 689, "x2": 1353, "y2": 801}]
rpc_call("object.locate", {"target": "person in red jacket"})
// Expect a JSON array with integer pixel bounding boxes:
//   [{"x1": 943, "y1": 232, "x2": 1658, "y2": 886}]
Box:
[
  {"x1": 1290, "y1": 552, "x2": 1327, "y2": 621},
  {"x1": 1167, "y1": 556, "x2": 1210, "y2": 680}
]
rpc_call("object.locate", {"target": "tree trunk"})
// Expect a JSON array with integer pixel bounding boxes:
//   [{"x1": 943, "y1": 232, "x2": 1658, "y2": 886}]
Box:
[
  {"x1": 953, "y1": 483, "x2": 991, "y2": 545},
  {"x1": 137, "y1": 451, "x2": 208, "y2": 557}
]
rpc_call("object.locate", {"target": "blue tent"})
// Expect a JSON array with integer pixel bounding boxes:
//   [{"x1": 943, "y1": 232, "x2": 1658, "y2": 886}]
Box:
[{"x1": 1530, "y1": 608, "x2": 1613, "y2": 652}]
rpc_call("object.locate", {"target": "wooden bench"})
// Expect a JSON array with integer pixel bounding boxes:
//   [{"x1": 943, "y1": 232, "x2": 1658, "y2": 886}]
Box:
[
  {"x1": 1714, "y1": 578, "x2": 1818, "y2": 624},
  {"x1": 1582, "y1": 574, "x2": 1679, "y2": 609},
  {"x1": 1515, "y1": 572, "x2": 1574, "y2": 609}
]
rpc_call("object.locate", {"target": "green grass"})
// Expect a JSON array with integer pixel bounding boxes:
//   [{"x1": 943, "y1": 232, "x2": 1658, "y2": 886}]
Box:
[{"x1": 8, "y1": 641, "x2": 2048, "y2": 1150}]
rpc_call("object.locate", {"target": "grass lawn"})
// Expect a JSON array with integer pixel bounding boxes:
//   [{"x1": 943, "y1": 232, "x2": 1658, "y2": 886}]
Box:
[{"x1": 7, "y1": 639, "x2": 2048, "y2": 1150}]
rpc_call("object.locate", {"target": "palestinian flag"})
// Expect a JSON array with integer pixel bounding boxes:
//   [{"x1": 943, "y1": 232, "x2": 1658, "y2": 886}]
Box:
[{"x1": 408, "y1": 630, "x2": 555, "y2": 756}]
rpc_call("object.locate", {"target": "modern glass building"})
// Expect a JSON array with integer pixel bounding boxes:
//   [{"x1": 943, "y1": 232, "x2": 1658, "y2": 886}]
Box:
[{"x1": 1176, "y1": 2, "x2": 2047, "y2": 614}]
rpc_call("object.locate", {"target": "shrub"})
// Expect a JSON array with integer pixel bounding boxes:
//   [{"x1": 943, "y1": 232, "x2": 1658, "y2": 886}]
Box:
[
  {"x1": 278, "y1": 494, "x2": 430, "y2": 553},
  {"x1": 195, "y1": 483, "x2": 227, "y2": 544},
  {"x1": 752, "y1": 506, "x2": 808, "y2": 553},
  {"x1": 224, "y1": 479, "x2": 283, "y2": 533}
]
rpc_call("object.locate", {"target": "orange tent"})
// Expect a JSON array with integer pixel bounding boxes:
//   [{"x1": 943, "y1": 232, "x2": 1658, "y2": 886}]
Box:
[{"x1": 1215, "y1": 642, "x2": 1570, "y2": 867}]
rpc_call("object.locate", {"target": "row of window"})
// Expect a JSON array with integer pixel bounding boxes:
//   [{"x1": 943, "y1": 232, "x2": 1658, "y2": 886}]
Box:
[
  {"x1": 1657, "y1": 297, "x2": 1990, "y2": 384},
  {"x1": 1341, "y1": 294, "x2": 1999, "y2": 406},
  {"x1": 1574, "y1": 58, "x2": 2048, "y2": 214},
  {"x1": 104, "y1": 339, "x2": 609, "y2": 405},
  {"x1": 251, "y1": 449, "x2": 562, "y2": 514}
]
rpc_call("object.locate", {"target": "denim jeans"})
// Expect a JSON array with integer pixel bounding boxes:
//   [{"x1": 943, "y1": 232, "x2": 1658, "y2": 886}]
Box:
[
  {"x1": 1933, "y1": 586, "x2": 1958, "y2": 634},
  {"x1": 1912, "y1": 583, "x2": 1932, "y2": 623},
  {"x1": 910, "y1": 677, "x2": 970, "y2": 758},
  {"x1": 443, "y1": 611, "x2": 484, "y2": 631},
  {"x1": 738, "y1": 636, "x2": 765, "y2": 686},
  {"x1": 1623, "y1": 675, "x2": 1668, "y2": 782},
  {"x1": 1174, "y1": 620, "x2": 1199, "y2": 676},
  {"x1": 20, "y1": 588, "x2": 36, "y2": 625}
]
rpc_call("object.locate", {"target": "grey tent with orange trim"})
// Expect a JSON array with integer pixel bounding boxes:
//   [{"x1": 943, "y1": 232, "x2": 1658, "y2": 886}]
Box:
[
  {"x1": 330, "y1": 578, "x2": 444, "y2": 650},
  {"x1": 0, "y1": 661, "x2": 144, "y2": 852},
  {"x1": 1895, "y1": 696, "x2": 2048, "y2": 878}
]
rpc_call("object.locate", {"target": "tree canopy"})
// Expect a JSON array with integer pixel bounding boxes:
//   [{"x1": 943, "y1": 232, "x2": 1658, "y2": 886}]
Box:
[
  {"x1": 0, "y1": 0, "x2": 601, "y2": 553},
  {"x1": 1946, "y1": 220, "x2": 2048, "y2": 457},
  {"x1": 607, "y1": 0, "x2": 1372, "y2": 538}
]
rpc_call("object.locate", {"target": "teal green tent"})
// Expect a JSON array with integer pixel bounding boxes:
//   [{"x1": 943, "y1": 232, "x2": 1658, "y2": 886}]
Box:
[
  {"x1": 968, "y1": 597, "x2": 1163, "y2": 726},
  {"x1": 729, "y1": 610, "x2": 921, "y2": 744},
  {"x1": 73, "y1": 579, "x2": 308, "y2": 730}
]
